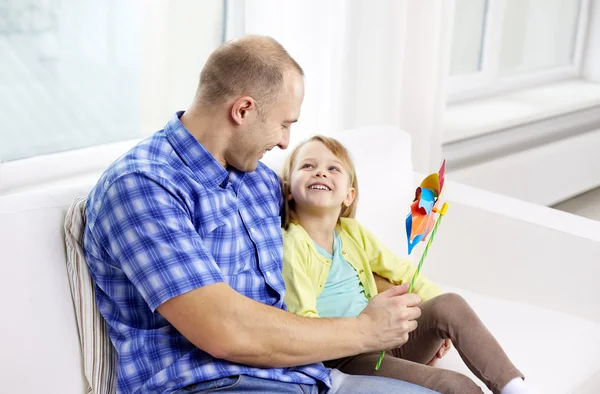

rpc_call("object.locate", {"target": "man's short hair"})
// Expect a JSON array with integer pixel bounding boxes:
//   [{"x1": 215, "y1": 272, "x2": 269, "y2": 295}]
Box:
[{"x1": 196, "y1": 35, "x2": 304, "y2": 115}]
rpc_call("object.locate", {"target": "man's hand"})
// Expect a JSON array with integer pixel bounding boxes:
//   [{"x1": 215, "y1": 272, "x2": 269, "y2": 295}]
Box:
[
  {"x1": 427, "y1": 339, "x2": 452, "y2": 366},
  {"x1": 357, "y1": 283, "x2": 422, "y2": 351}
]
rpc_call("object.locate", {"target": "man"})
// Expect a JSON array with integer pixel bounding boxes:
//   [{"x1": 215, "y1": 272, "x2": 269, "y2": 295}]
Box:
[{"x1": 84, "y1": 35, "x2": 434, "y2": 394}]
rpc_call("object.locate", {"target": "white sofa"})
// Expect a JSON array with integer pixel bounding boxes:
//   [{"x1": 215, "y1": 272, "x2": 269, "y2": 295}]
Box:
[{"x1": 1, "y1": 126, "x2": 599, "y2": 394}]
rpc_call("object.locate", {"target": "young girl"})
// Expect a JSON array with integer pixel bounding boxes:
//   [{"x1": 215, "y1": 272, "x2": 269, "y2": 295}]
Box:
[{"x1": 280, "y1": 135, "x2": 530, "y2": 394}]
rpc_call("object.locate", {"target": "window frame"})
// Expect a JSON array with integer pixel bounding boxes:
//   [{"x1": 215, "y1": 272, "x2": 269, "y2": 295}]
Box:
[{"x1": 448, "y1": 0, "x2": 591, "y2": 103}]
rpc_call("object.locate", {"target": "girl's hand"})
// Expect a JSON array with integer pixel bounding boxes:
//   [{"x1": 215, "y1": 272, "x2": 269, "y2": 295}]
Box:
[{"x1": 426, "y1": 339, "x2": 452, "y2": 366}]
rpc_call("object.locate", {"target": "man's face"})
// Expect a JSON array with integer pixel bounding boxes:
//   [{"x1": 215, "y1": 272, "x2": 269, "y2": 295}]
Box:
[{"x1": 228, "y1": 71, "x2": 304, "y2": 172}]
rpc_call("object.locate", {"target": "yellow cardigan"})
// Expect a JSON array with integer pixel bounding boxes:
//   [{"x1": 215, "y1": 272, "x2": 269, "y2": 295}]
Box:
[{"x1": 282, "y1": 218, "x2": 442, "y2": 317}]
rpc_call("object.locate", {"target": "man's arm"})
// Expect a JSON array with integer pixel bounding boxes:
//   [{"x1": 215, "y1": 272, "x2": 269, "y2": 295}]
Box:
[{"x1": 158, "y1": 282, "x2": 421, "y2": 368}]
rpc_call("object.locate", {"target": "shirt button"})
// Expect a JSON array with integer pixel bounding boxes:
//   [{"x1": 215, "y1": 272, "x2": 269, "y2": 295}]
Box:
[
  {"x1": 359, "y1": 269, "x2": 364, "y2": 274},
  {"x1": 342, "y1": 250, "x2": 347, "y2": 255},
  {"x1": 266, "y1": 271, "x2": 271, "y2": 277},
  {"x1": 250, "y1": 228, "x2": 256, "y2": 234}
]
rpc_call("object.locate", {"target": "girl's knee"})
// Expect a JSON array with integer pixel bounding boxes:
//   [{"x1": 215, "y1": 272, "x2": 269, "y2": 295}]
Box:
[
  {"x1": 432, "y1": 369, "x2": 483, "y2": 394},
  {"x1": 427, "y1": 293, "x2": 474, "y2": 322},
  {"x1": 438, "y1": 370, "x2": 484, "y2": 394}
]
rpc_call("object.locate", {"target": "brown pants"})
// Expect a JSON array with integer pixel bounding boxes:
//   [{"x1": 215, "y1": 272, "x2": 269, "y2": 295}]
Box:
[{"x1": 325, "y1": 293, "x2": 523, "y2": 394}]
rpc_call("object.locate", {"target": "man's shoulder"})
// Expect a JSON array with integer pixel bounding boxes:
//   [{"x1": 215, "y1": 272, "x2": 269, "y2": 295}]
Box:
[
  {"x1": 254, "y1": 161, "x2": 281, "y2": 186},
  {"x1": 243, "y1": 162, "x2": 282, "y2": 204},
  {"x1": 115, "y1": 132, "x2": 178, "y2": 176},
  {"x1": 87, "y1": 132, "x2": 181, "y2": 216}
]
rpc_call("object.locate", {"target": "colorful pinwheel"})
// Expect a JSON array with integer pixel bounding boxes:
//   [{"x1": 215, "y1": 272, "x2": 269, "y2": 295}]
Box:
[
  {"x1": 406, "y1": 160, "x2": 446, "y2": 255},
  {"x1": 375, "y1": 160, "x2": 449, "y2": 370}
]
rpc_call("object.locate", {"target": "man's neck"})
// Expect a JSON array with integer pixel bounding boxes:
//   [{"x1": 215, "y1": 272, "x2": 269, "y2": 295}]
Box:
[
  {"x1": 180, "y1": 106, "x2": 230, "y2": 168},
  {"x1": 296, "y1": 209, "x2": 339, "y2": 254}
]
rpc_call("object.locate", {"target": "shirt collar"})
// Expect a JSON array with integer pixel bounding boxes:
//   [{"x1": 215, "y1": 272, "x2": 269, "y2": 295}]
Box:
[{"x1": 165, "y1": 111, "x2": 246, "y2": 189}]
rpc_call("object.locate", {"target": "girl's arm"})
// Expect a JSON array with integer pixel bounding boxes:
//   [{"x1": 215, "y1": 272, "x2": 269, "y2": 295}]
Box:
[
  {"x1": 374, "y1": 273, "x2": 396, "y2": 293},
  {"x1": 282, "y1": 231, "x2": 320, "y2": 317}
]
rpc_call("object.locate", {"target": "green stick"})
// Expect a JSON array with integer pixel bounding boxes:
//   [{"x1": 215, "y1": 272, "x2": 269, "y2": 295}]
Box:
[{"x1": 375, "y1": 210, "x2": 446, "y2": 371}]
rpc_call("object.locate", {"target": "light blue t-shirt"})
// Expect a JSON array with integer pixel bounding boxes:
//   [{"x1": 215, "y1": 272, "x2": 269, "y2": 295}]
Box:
[{"x1": 315, "y1": 231, "x2": 369, "y2": 318}]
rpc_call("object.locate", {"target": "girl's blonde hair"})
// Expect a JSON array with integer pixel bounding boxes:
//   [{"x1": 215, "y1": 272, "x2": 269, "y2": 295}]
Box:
[{"x1": 281, "y1": 135, "x2": 359, "y2": 229}]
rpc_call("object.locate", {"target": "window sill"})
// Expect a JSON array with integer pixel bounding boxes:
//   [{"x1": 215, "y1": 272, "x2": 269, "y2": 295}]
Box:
[
  {"x1": 0, "y1": 139, "x2": 142, "y2": 196},
  {"x1": 443, "y1": 79, "x2": 600, "y2": 144}
]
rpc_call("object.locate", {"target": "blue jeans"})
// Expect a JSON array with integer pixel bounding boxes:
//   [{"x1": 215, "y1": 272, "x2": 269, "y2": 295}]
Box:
[{"x1": 174, "y1": 368, "x2": 439, "y2": 393}]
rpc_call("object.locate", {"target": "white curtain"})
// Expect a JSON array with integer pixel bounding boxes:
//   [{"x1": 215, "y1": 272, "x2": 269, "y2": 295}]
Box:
[
  {"x1": 140, "y1": 0, "x2": 224, "y2": 135},
  {"x1": 584, "y1": 0, "x2": 600, "y2": 82},
  {"x1": 225, "y1": 0, "x2": 454, "y2": 173}
]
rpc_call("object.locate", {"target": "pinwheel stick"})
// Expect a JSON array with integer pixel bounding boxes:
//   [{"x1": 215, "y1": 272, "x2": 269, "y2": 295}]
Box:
[{"x1": 375, "y1": 202, "x2": 449, "y2": 371}]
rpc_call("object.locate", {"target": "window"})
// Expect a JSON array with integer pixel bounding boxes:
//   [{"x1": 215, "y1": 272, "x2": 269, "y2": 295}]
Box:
[
  {"x1": 0, "y1": 0, "x2": 224, "y2": 194},
  {"x1": 450, "y1": 0, "x2": 487, "y2": 76},
  {"x1": 499, "y1": 0, "x2": 581, "y2": 75},
  {"x1": 449, "y1": 0, "x2": 589, "y2": 101},
  {"x1": 0, "y1": 0, "x2": 141, "y2": 162}
]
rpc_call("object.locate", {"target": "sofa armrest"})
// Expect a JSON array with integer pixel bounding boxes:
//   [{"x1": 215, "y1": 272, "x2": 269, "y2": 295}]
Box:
[{"x1": 417, "y1": 176, "x2": 600, "y2": 323}]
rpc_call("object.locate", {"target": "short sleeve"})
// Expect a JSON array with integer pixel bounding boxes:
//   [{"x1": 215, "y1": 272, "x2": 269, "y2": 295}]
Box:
[{"x1": 93, "y1": 172, "x2": 224, "y2": 311}]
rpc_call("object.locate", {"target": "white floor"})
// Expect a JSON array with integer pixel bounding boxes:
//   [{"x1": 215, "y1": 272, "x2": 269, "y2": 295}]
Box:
[{"x1": 553, "y1": 187, "x2": 600, "y2": 221}]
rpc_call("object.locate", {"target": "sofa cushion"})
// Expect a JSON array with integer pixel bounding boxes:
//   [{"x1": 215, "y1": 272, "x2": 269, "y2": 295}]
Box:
[
  {"x1": 437, "y1": 285, "x2": 600, "y2": 394},
  {"x1": 65, "y1": 197, "x2": 116, "y2": 394}
]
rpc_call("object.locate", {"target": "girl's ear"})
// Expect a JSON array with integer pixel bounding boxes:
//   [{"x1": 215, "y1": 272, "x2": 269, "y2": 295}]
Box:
[
  {"x1": 343, "y1": 187, "x2": 356, "y2": 207},
  {"x1": 283, "y1": 181, "x2": 294, "y2": 201}
]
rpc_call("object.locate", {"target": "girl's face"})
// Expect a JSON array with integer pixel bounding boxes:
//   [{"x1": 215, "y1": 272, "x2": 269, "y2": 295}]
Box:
[{"x1": 289, "y1": 141, "x2": 355, "y2": 215}]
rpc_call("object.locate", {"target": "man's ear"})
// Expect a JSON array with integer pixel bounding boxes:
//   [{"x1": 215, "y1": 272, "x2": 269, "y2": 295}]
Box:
[{"x1": 231, "y1": 96, "x2": 255, "y2": 125}]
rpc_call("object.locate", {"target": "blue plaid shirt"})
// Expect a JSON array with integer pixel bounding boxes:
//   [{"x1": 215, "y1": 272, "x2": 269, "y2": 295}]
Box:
[{"x1": 83, "y1": 112, "x2": 331, "y2": 393}]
